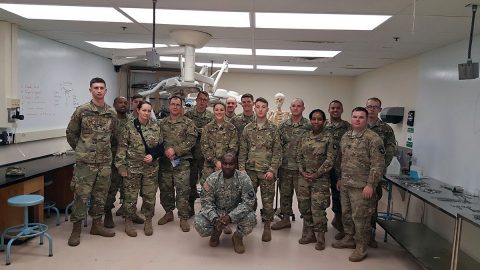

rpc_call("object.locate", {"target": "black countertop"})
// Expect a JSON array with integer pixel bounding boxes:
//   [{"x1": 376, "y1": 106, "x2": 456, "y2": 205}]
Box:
[{"x1": 0, "y1": 154, "x2": 75, "y2": 188}]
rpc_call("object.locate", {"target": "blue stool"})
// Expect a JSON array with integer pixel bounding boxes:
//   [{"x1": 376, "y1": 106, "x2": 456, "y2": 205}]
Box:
[
  {"x1": 65, "y1": 195, "x2": 90, "y2": 227},
  {"x1": 44, "y1": 200, "x2": 60, "y2": 226},
  {"x1": 44, "y1": 179, "x2": 60, "y2": 226},
  {"x1": 0, "y1": 195, "x2": 53, "y2": 265}
]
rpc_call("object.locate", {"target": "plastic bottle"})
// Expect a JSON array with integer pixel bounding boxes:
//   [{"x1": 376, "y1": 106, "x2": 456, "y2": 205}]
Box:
[{"x1": 386, "y1": 156, "x2": 401, "y2": 176}]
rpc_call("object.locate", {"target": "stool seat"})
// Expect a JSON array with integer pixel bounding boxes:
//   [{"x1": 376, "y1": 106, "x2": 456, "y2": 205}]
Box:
[{"x1": 8, "y1": 194, "x2": 44, "y2": 207}]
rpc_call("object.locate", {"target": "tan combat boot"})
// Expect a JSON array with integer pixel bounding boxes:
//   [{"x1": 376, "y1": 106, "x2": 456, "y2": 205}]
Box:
[
  {"x1": 157, "y1": 211, "x2": 174, "y2": 225},
  {"x1": 180, "y1": 219, "x2": 190, "y2": 232},
  {"x1": 262, "y1": 221, "x2": 272, "y2": 242},
  {"x1": 132, "y1": 213, "x2": 144, "y2": 224},
  {"x1": 104, "y1": 210, "x2": 114, "y2": 228},
  {"x1": 125, "y1": 218, "x2": 137, "y2": 237},
  {"x1": 144, "y1": 217, "x2": 153, "y2": 236},
  {"x1": 315, "y1": 232, "x2": 326, "y2": 250},
  {"x1": 332, "y1": 235, "x2": 356, "y2": 249},
  {"x1": 209, "y1": 228, "x2": 222, "y2": 247},
  {"x1": 298, "y1": 225, "x2": 316, "y2": 244},
  {"x1": 332, "y1": 213, "x2": 345, "y2": 240},
  {"x1": 349, "y1": 244, "x2": 368, "y2": 262},
  {"x1": 90, "y1": 218, "x2": 116, "y2": 237},
  {"x1": 232, "y1": 231, "x2": 245, "y2": 254},
  {"x1": 271, "y1": 216, "x2": 291, "y2": 230},
  {"x1": 67, "y1": 221, "x2": 82, "y2": 247}
]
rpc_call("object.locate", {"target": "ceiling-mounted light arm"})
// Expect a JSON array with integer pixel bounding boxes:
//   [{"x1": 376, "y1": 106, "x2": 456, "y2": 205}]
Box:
[
  {"x1": 467, "y1": 4, "x2": 477, "y2": 62},
  {"x1": 152, "y1": 0, "x2": 157, "y2": 50}
]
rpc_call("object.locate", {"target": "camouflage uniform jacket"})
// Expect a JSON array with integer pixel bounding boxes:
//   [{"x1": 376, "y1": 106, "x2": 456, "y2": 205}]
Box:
[
  {"x1": 324, "y1": 119, "x2": 351, "y2": 175},
  {"x1": 225, "y1": 113, "x2": 236, "y2": 122},
  {"x1": 238, "y1": 119, "x2": 282, "y2": 174},
  {"x1": 111, "y1": 116, "x2": 128, "y2": 156},
  {"x1": 185, "y1": 106, "x2": 213, "y2": 137},
  {"x1": 368, "y1": 118, "x2": 397, "y2": 167},
  {"x1": 297, "y1": 130, "x2": 336, "y2": 178},
  {"x1": 279, "y1": 117, "x2": 311, "y2": 171},
  {"x1": 201, "y1": 170, "x2": 255, "y2": 223},
  {"x1": 66, "y1": 101, "x2": 117, "y2": 164},
  {"x1": 340, "y1": 128, "x2": 385, "y2": 189},
  {"x1": 158, "y1": 115, "x2": 197, "y2": 160},
  {"x1": 115, "y1": 119, "x2": 163, "y2": 175},
  {"x1": 230, "y1": 113, "x2": 255, "y2": 139},
  {"x1": 201, "y1": 120, "x2": 238, "y2": 166}
]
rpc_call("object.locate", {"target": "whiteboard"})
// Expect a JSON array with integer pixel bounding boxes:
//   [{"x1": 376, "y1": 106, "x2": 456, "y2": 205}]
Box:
[
  {"x1": 415, "y1": 35, "x2": 480, "y2": 192},
  {"x1": 15, "y1": 30, "x2": 118, "y2": 140}
]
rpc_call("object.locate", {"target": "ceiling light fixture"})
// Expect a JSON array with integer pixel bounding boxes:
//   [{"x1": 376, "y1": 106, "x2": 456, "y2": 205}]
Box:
[
  {"x1": 120, "y1": 8, "x2": 250, "y2": 28},
  {"x1": 196, "y1": 47, "x2": 252, "y2": 55},
  {"x1": 86, "y1": 41, "x2": 167, "y2": 49},
  {"x1": 257, "y1": 65, "x2": 317, "y2": 71},
  {"x1": 256, "y1": 49, "x2": 340, "y2": 57},
  {"x1": 0, "y1": 4, "x2": 131, "y2": 23},
  {"x1": 256, "y1": 12, "x2": 391, "y2": 30}
]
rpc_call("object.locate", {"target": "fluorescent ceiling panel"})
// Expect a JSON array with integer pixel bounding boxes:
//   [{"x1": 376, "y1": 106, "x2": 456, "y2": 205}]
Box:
[
  {"x1": 197, "y1": 47, "x2": 252, "y2": 55},
  {"x1": 160, "y1": 56, "x2": 180, "y2": 62},
  {"x1": 0, "y1": 4, "x2": 131, "y2": 23},
  {"x1": 256, "y1": 13, "x2": 391, "y2": 30},
  {"x1": 256, "y1": 49, "x2": 340, "y2": 58},
  {"x1": 86, "y1": 41, "x2": 167, "y2": 49},
  {"x1": 121, "y1": 8, "x2": 250, "y2": 27},
  {"x1": 257, "y1": 65, "x2": 317, "y2": 71},
  {"x1": 196, "y1": 63, "x2": 253, "y2": 69}
]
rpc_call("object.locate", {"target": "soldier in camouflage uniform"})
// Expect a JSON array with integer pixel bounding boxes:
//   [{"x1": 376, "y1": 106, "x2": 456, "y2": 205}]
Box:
[
  {"x1": 225, "y1": 96, "x2": 238, "y2": 121},
  {"x1": 104, "y1": 96, "x2": 128, "y2": 229},
  {"x1": 66, "y1": 77, "x2": 117, "y2": 247},
  {"x1": 332, "y1": 107, "x2": 385, "y2": 262},
  {"x1": 239, "y1": 97, "x2": 282, "y2": 242},
  {"x1": 185, "y1": 91, "x2": 213, "y2": 216},
  {"x1": 366, "y1": 97, "x2": 397, "y2": 248},
  {"x1": 157, "y1": 96, "x2": 197, "y2": 232},
  {"x1": 324, "y1": 100, "x2": 351, "y2": 240},
  {"x1": 296, "y1": 109, "x2": 336, "y2": 250},
  {"x1": 194, "y1": 153, "x2": 256, "y2": 254},
  {"x1": 113, "y1": 94, "x2": 144, "y2": 219},
  {"x1": 271, "y1": 98, "x2": 311, "y2": 230},
  {"x1": 200, "y1": 102, "x2": 238, "y2": 184},
  {"x1": 231, "y1": 93, "x2": 255, "y2": 140},
  {"x1": 116, "y1": 101, "x2": 163, "y2": 237}
]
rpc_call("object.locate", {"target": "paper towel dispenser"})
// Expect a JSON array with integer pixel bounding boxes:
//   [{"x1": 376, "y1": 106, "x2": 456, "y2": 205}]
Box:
[{"x1": 380, "y1": 107, "x2": 404, "y2": 124}]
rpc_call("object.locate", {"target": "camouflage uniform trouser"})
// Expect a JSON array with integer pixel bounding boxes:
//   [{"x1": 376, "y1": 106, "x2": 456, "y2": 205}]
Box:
[
  {"x1": 159, "y1": 160, "x2": 191, "y2": 219},
  {"x1": 371, "y1": 183, "x2": 383, "y2": 228},
  {"x1": 104, "y1": 164, "x2": 124, "y2": 211},
  {"x1": 189, "y1": 144, "x2": 204, "y2": 205},
  {"x1": 124, "y1": 168, "x2": 159, "y2": 219},
  {"x1": 341, "y1": 186, "x2": 375, "y2": 245},
  {"x1": 194, "y1": 211, "x2": 256, "y2": 237},
  {"x1": 70, "y1": 162, "x2": 111, "y2": 223},
  {"x1": 278, "y1": 168, "x2": 299, "y2": 216},
  {"x1": 246, "y1": 170, "x2": 275, "y2": 222},
  {"x1": 329, "y1": 170, "x2": 342, "y2": 215},
  {"x1": 297, "y1": 175, "x2": 330, "y2": 232}
]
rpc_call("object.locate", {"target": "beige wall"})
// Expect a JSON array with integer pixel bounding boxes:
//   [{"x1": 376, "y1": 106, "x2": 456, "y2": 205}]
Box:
[
  {"x1": 352, "y1": 57, "x2": 419, "y2": 147},
  {"x1": 219, "y1": 72, "x2": 354, "y2": 117}
]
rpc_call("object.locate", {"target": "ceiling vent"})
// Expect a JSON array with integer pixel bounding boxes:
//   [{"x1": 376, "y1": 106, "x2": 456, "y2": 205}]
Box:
[{"x1": 287, "y1": 57, "x2": 330, "y2": 63}]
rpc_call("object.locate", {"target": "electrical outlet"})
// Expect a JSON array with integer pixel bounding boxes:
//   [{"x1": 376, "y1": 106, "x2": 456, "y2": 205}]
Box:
[{"x1": 8, "y1": 109, "x2": 16, "y2": 123}]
